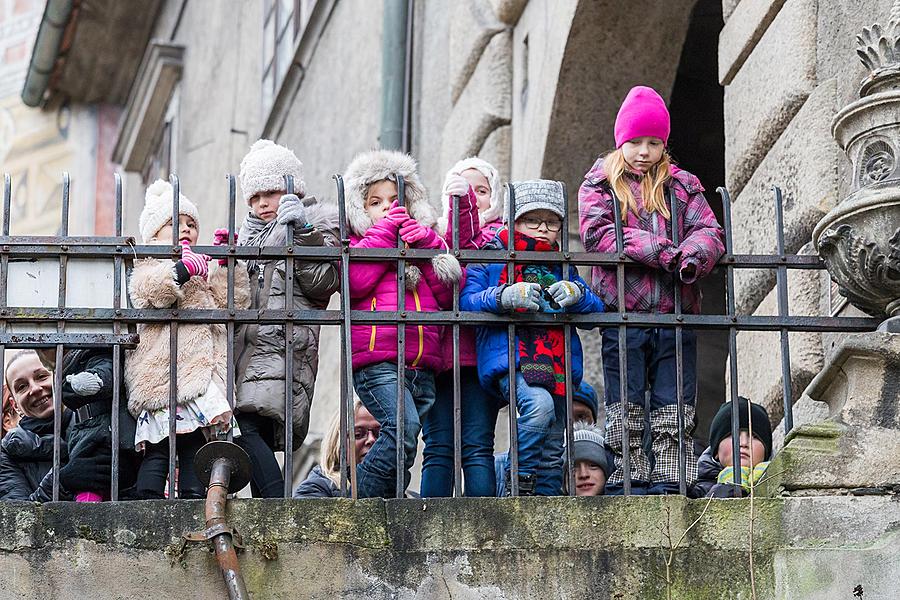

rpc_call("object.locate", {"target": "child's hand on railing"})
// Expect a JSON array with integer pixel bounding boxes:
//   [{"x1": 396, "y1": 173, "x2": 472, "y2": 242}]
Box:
[
  {"x1": 179, "y1": 240, "x2": 211, "y2": 280},
  {"x1": 276, "y1": 193, "x2": 306, "y2": 226},
  {"x1": 547, "y1": 280, "x2": 582, "y2": 308},
  {"x1": 384, "y1": 201, "x2": 410, "y2": 229},
  {"x1": 65, "y1": 371, "x2": 103, "y2": 396},
  {"x1": 212, "y1": 228, "x2": 237, "y2": 266},
  {"x1": 500, "y1": 282, "x2": 542, "y2": 312},
  {"x1": 442, "y1": 174, "x2": 469, "y2": 198},
  {"x1": 399, "y1": 218, "x2": 439, "y2": 248}
]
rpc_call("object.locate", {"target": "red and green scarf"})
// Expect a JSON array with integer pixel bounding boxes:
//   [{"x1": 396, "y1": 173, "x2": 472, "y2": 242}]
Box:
[{"x1": 498, "y1": 228, "x2": 567, "y2": 398}]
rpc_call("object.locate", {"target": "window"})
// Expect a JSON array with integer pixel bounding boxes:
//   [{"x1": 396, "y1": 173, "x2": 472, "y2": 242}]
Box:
[
  {"x1": 262, "y1": 0, "x2": 319, "y2": 116},
  {"x1": 143, "y1": 86, "x2": 179, "y2": 184}
]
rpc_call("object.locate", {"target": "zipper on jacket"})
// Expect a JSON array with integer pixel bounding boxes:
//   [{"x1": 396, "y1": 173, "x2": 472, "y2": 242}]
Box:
[
  {"x1": 410, "y1": 288, "x2": 424, "y2": 368},
  {"x1": 368, "y1": 297, "x2": 377, "y2": 351}
]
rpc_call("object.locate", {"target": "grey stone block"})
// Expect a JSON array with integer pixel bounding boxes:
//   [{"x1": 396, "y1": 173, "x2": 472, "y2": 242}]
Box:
[
  {"x1": 772, "y1": 393, "x2": 828, "y2": 452},
  {"x1": 449, "y1": 1, "x2": 505, "y2": 105},
  {"x1": 731, "y1": 79, "x2": 839, "y2": 316},
  {"x1": 726, "y1": 245, "x2": 824, "y2": 428},
  {"x1": 718, "y1": 0, "x2": 787, "y2": 85},
  {"x1": 477, "y1": 123, "x2": 511, "y2": 182},
  {"x1": 724, "y1": 0, "x2": 816, "y2": 197},
  {"x1": 440, "y1": 31, "x2": 512, "y2": 172},
  {"x1": 722, "y1": 0, "x2": 740, "y2": 21},
  {"x1": 490, "y1": 0, "x2": 528, "y2": 24}
]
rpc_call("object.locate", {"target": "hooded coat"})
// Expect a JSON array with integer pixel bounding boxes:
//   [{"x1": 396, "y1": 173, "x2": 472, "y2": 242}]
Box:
[
  {"x1": 235, "y1": 199, "x2": 341, "y2": 451},
  {"x1": 0, "y1": 411, "x2": 73, "y2": 501},
  {"x1": 125, "y1": 262, "x2": 251, "y2": 417},
  {"x1": 578, "y1": 159, "x2": 725, "y2": 314},
  {"x1": 343, "y1": 150, "x2": 462, "y2": 372}
]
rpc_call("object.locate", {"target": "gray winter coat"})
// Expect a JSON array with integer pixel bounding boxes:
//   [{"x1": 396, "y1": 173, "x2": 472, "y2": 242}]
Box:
[
  {"x1": 293, "y1": 465, "x2": 341, "y2": 498},
  {"x1": 236, "y1": 199, "x2": 340, "y2": 451}
]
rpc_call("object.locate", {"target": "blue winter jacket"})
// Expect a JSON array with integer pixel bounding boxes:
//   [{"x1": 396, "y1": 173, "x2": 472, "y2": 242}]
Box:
[{"x1": 460, "y1": 235, "x2": 605, "y2": 397}]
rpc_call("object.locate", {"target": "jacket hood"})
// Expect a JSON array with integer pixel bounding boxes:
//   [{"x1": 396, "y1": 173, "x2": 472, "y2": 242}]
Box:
[
  {"x1": 696, "y1": 446, "x2": 724, "y2": 483},
  {"x1": 437, "y1": 156, "x2": 503, "y2": 234},
  {"x1": 343, "y1": 149, "x2": 434, "y2": 237}
]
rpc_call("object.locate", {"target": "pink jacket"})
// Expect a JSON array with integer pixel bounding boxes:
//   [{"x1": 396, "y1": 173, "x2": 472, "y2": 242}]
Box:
[
  {"x1": 349, "y1": 218, "x2": 455, "y2": 372},
  {"x1": 578, "y1": 159, "x2": 725, "y2": 314},
  {"x1": 442, "y1": 187, "x2": 503, "y2": 368}
]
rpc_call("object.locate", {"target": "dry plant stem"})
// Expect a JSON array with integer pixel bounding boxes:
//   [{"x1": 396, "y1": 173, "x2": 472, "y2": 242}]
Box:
[
  {"x1": 748, "y1": 409, "x2": 757, "y2": 600},
  {"x1": 665, "y1": 497, "x2": 714, "y2": 599}
]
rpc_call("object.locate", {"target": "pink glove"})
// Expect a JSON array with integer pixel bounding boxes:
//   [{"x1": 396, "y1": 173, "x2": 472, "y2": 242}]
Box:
[
  {"x1": 179, "y1": 241, "x2": 210, "y2": 279},
  {"x1": 212, "y1": 228, "x2": 236, "y2": 266},
  {"x1": 399, "y1": 218, "x2": 439, "y2": 248},
  {"x1": 383, "y1": 201, "x2": 410, "y2": 228}
]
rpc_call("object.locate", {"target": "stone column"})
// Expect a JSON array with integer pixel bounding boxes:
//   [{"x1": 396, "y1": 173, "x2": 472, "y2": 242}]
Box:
[{"x1": 767, "y1": 2, "x2": 900, "y2": 494}]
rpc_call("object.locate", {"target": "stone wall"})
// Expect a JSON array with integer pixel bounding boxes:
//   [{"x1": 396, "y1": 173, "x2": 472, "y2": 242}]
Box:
[{"x1": 0, "y1": 496, "x2": 898, "y2": 599}]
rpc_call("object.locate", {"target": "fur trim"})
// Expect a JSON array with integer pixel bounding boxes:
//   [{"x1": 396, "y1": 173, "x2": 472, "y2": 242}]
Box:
[
  {"x1": 405, "y1": 265, "x2": 421, "y2": 290},
  {"x1": 437, "y1": 156, "x2": 503, "y2": 235},
  {"x1": 342, "y1": 149, "x2": 433, "y2": 237},
  {"x1": 128, "y1": 258, "x2": 183, "y2": 309},
  {"x1": 239, "y1": 139, "x2": 305, "y2": 204},
  {"x1": 430, "y1": 253, "x2": 462, "y2": 285}
]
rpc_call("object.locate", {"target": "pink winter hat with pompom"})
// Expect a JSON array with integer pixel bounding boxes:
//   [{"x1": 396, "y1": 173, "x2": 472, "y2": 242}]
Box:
[{"x1": 614, "y1": 86, "x2": 671, "y2": 148}]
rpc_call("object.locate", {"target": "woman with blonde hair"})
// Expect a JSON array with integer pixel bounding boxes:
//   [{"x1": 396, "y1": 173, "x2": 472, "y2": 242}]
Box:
[{"x1": 294, "y1": 400, "x2": 380, "y2": 497}]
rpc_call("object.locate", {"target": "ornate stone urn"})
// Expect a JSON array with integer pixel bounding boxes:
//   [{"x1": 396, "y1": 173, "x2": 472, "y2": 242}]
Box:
[{"x1": 813, "y1": 2, "x2": 900, "y2": 330}]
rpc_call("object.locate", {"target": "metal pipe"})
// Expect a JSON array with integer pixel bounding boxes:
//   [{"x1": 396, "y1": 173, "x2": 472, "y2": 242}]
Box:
[
  {"x1": 334, "y1": 174, "x2": 356, "y2": 498},
  {"x1": 773, "y1": 186, "x2": 794, "y2": 434},
  {"x1": 668, "y1": 188, "x2": 687, "y2": 495},
  {"x1": 395, "y1": 173, "x2": 407, "y2": 499},
  {"x1": 610, "y1": 188, "x2": 631, "y2": 495},
  {"x1": 205, "y1": 458, "x2": 250, "y2": 600},
  {"x1": 505, "y1": 183, "x2": 519, "y2": 496},
  {"x1": 21, "y1": 0, "x2": 74, "y2": 107},
  {"x1": 379, "y1": 0, "x2": 413, "y2": 150}
]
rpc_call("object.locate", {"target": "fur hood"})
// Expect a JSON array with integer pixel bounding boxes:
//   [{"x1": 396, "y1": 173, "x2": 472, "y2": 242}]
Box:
[
  {"x1": 343, "y1": 149, "x2": 435, "y2": 236},
  {"x1": 437, "y1": 156, "x2": 503, "y2": 235}
]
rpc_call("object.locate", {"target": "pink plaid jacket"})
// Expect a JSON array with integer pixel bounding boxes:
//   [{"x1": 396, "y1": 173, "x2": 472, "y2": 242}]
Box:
[{"x1": 578, "y1": 158, "x2": 725, "y2": 315}]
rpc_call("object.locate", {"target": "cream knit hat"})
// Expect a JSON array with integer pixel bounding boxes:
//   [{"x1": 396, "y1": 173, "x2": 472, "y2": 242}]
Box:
[
  {"x1": 139, "y1": 179, "x2": 200, "y2": 243},
  {"x1": 239, "y1": 139, "x2": 305, "y2": 204}
]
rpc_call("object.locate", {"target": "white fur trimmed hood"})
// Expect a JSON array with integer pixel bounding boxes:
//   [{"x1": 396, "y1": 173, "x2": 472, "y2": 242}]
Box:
[
  {"x1": 437, "y1": 156, "x2": 503, "y2": 235},
  {"x1": 343, "y1": 149, "x2": 435, "y2": 237}
]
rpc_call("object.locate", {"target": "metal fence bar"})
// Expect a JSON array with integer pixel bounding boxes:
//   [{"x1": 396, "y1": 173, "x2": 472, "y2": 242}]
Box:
[
  {"x1": 560, "y1": 182, "x2": 576, "y2": 497},
  {"x1": 610, "y1": 189, "x2": 631, "y2": 495},
  {"x1": 0, "y1": 174, "x2": 10, "y2": 446},
  {"x1": 334, "y1": 174, "x2": 356, "y2": 498},
  {"x1": 773, "y1": 186, "x2": 794, "y2": 435},
  {"x1": 505, "y1": 182, "x2": 519, "y2": 497},
  {"x1": 167, "y1": 174, "x2": 180, "y2": 498},
  {"x1": 52, "y1": 172, "x2": 71, "y2": 501},
  {"x1": 451, "y1": 187, "x2": 462, "y2": 497},
  {"x1": 395, "y1": 173, "x2": 407, "y2": 499},
  {"x1": 668, "y1": 188, "x2": 688, "y2": 495},
  {"x1": 225, "y1": 175, "x2": 237, "y2": 447},
  {"x1": 718, "y1": 187, "x2": 743, "y2": 496},
  {"x1": 111, "y1": 173, "x2": 124, "y2": 501},
  {"x1": 283, "y1": 175, "x2": 296, "y2": 498}
]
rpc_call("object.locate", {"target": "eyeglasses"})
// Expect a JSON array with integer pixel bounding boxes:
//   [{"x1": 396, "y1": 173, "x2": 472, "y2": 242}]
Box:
[
  {"x1": 354, "y1": 427, "x2": 380, "y2": 441},
  {"x1": 521, "y1": 216, "x2": 563, "y2": 232}
]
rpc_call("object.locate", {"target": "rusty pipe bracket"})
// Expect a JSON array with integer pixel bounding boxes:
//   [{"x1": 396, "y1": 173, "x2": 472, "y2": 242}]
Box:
[{"x1": 183, "y1": 524, "x2": 245, "y2": 549}]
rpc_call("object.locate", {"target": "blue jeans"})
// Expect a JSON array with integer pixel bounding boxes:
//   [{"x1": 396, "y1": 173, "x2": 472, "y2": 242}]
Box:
[
  {"x1": 420, "y1": 368, "x2": 499, "y2": 497},
  {"x1": 353, "y1": 361, "x2": 436, "y2": 499},
  {"x1": 498, "y1": 372, "x2": 564, "y2": 494}
]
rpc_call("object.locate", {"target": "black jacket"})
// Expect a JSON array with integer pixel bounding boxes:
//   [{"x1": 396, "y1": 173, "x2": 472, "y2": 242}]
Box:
[
  {"x1": 692, "y1": 446, "x2": 745, "y2": 498},
  {"x1": 0, "y1": 411, "x2": 73, "y2": 502},
  {"x1": 293, "y1": 465, "x2": 341, "y2": 498}
]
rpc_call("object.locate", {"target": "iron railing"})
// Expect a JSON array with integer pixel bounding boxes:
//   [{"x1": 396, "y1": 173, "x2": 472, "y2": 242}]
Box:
[{"x1": 0, "y1": 171, "x2": 879, "y2": 501}]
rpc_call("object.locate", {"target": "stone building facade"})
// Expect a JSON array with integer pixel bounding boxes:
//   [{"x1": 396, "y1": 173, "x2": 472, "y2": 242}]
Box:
[{"x1": 20, "y1": 0, "x2": 896, "y2": 478}]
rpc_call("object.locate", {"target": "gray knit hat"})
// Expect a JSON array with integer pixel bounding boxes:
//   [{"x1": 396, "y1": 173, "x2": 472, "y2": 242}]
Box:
[
  {"x1": 239, "y1": 139, "x2": 305, "y2": 205},
  {"x1": 505, "y1": 179, "x2": 565, "y2": 223},
  {"x1": 571, "y1": 422, "x2": 611, "y2": 477},
  {"x1": 139, "y1": 179, "x2": 200, "y2": 243}
]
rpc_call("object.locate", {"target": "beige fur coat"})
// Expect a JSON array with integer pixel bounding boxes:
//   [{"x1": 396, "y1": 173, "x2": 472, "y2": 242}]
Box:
[{"x1": 125, "y1": 259, "x2": 250, "y2": 417}]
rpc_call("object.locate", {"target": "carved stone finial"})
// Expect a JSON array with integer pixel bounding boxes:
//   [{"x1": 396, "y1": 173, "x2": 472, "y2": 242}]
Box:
[{"x1": 855, "y1": 0, "x2": 900, "y2": 94}]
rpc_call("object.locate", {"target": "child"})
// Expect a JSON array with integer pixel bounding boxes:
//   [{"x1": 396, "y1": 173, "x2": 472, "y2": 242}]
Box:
[
  {"x1": 567, "y1": 421, "x2": 612, "y2": 497},
  {"x1": 235, "y1": 139, "x2": 341, "y2": 497},
  {"x1": 293, "y1": 399, "x2": 379, "y2": 498},
  {"x1": 578, "y1": 85, "x2": 725, "y2": 495},
  {"x1": 126, "y1": 179, "x2": 250, "y2": 499},
  {"x1": 344, "y1": 149, "x2": 461, "y2": 499},
  {"x1": 694, "y1": 397, "x2": 772, "y2": 498},
  {"x1": 421, "y1": 156, "x2": 504, "y2": 497},
  {"x1": 461, "y1": 180, "x2": 605, "y2": 496}
]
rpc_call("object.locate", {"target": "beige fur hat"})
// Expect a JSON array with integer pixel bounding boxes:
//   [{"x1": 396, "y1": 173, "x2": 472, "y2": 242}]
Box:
[
  {"x1": 139, "y1": 179, "x2": 200, "y2": 243},
  {"x1": 239, "y1": 139, "x2": 305, "y2": 205}
]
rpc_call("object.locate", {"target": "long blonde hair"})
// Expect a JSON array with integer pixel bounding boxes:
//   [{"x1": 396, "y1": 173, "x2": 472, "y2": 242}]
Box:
[
  {"x1": 603, "y1": 148, "x2": 672, "y2": 221},
  {"x1": 319, "y1": 400, "x2": 365, "y2": 486}
]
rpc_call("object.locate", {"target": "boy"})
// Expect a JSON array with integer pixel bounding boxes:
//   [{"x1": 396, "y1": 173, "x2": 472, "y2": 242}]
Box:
[
  {"x1": 462, "y1": 180, "x2": 605, "y2": 496},
  {"x1": 694, "y1": 396, "x2": 772, "y2": 498},
  {"x1": 569, "y1": 422, "x2": 611, "y2": 496}
]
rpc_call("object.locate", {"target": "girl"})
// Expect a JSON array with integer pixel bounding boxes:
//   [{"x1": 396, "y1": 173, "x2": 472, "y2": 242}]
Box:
[
  {"x1": 293, "y1": 399, "x2": 379, "y2": 498},
  {"x1": 126, "y1": 179, "x2": 250, "y2": 499},
  {"x1": 420, "y1": 157, "x2": 504, "y2": 497},
  {"x1": 344, "y1": 149, "x2": 461, "y2": 499},
  {"x1": 235, "y1": 139, "x2": 341, "y2": 498},
  {"x1": 578, "y1": 85, "x2": 725, "y2": 495}
]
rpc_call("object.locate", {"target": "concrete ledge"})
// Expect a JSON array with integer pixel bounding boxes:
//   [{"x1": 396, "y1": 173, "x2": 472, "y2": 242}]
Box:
[{"x1": 0, "y1": 496, "x2": 899, "y2": 598}]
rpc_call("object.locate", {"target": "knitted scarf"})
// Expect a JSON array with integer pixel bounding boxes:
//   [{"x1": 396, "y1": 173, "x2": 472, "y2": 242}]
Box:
[{"x1": 498, "y1": 228, "x2": 567, "y2": 398}]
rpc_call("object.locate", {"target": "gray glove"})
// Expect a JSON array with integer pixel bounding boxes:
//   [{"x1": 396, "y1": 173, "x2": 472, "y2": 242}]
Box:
[
  {"x1": 276, "y1": 193, "x2": 307, "y2": 226},
  {"x1": 500, "y1": 282, "x2": 542, "y2": 312},
  {"x1": 547, "y1": 280, "x2": 582, "y2": 308},
  {"x1": 65, "y1": 371, "x2": 103, "y2": 396}
]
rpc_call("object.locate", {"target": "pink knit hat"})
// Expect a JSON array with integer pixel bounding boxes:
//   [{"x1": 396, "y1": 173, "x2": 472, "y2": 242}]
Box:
[{"x1": 614, "y1": 86, "x2": 671, "y2": 148}]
